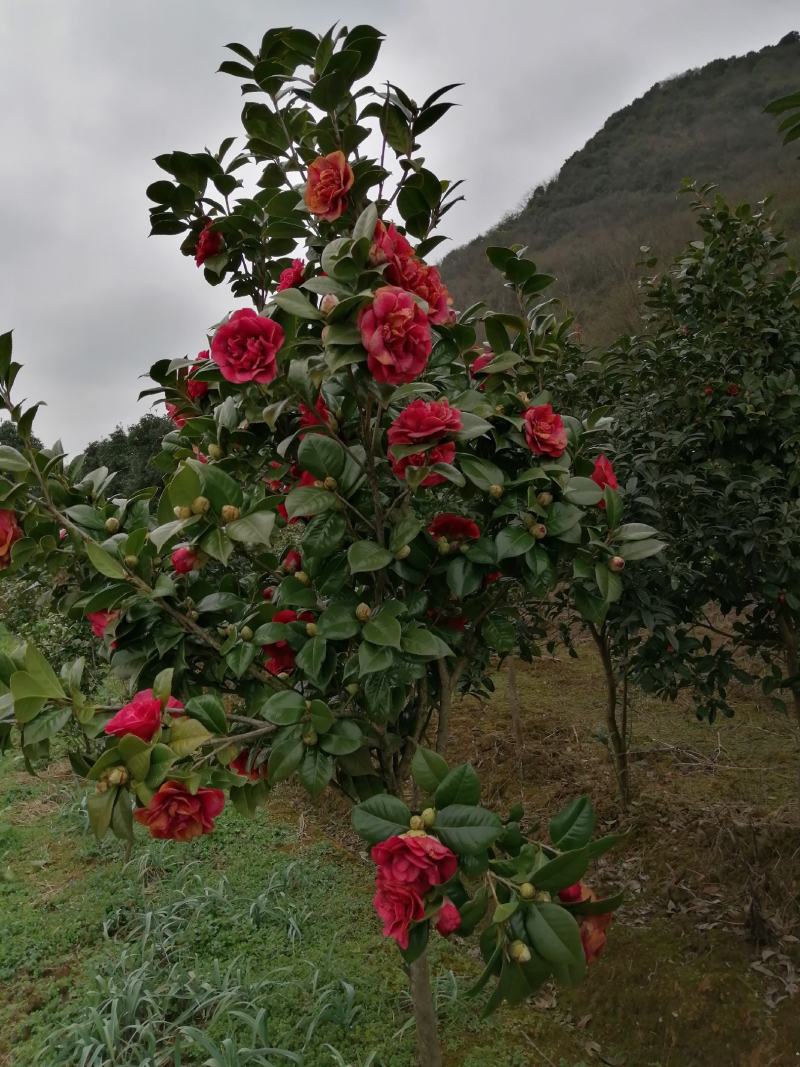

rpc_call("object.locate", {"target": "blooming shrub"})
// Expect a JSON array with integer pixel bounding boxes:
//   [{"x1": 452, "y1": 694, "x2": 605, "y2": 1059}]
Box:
[{"x1": 0, "y1": 22, "x2": 649, "y2": 1060}]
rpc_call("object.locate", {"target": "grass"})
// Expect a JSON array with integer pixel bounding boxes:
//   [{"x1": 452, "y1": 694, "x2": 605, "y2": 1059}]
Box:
[{"x1": 1, "y1": 642, "x2": 800, "y2": 1066}]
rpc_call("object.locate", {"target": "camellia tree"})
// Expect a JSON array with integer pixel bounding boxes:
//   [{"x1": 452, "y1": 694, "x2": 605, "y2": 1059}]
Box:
[{"x1": 0, "y1": 24, "x2": 651, "y2": 1064}]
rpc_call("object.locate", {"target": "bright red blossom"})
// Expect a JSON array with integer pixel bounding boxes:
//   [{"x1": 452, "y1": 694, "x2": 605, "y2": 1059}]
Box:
[
  {"x1": 435, "y1": 899, "x2": 461, "y2": 937},
  {"x1": 104, "y1": 688, "x2": 184, "y2": 743},
  {"x1": 277, "y1": 259, "x2": 305, "y2": 291},
  {"x1": 523, "y1": 404, "x2": 568, "y2": 458},
  {"x1": 469, "y1": 350, "x2": 494, "y2": 377},
  {"x1": 359, "y1": 286, "x2": 432, "y2": 385},
  {"x1": 388, "y1": 441, "x2": 456, "y2": 487},
  {"x1": 229, "y1": 749, "x2": 268, "y2": 781},
  {"x1": 304, "y1": 151, "x2": 354, "y2": 221},
  {"x1": 165, "y1": 402, "x2": 188, "y2": 428},
  {"x1": 371, "y1": 833, "x2": 457, "y2": 895},
  {"x1": 373, "y1": 881, "x2": 425, "y2": 950},
  {"x1": 171, "y1": 546, "x2": 201, "y2": 574},
  {"x1": 211, "y1": 309, "x2": 284, "y2": 385},
  {"x1": 194, "y1": 221, "x2": 224, "y2": 267},
  {"x1": 369, "y1": 221, "x2": 452, "y2": 324},
  {"x1": 184, "y1": 351, "x2": 210, "y2": 401},
  {"x1": 134, "y1": 781, "x2": 225, "y2": 842},
  {"x1": 427, "y1": 514, "x2": 480, "y2": 542},
  {"x1": 387, "y1": 399, "x2": 462, "y2": 447},
  {"x1": 298, "y1": 394, "x2": 333, "y2": 430},
  {"x1": 590, "y1": 455, "x2": 618, "y2": 508},
  {"x1": 282, "y1": 548, "x2": 302, "y2": 573},
  {"x1": 369, "y1": 220, "x2": 414, "y2": 266},
  {"x1": 86, "y1": 610, "x2": 119, "y2": 639}
]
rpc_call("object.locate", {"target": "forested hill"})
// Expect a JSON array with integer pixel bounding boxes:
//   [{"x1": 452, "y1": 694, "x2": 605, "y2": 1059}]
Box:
[{"x1": 438, "y1": 32, "x2": 800, "y2": 346}]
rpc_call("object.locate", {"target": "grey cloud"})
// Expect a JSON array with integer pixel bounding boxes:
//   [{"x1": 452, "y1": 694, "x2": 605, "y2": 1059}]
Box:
[{"x1": 0, "y1": 0, "x2": 796, "y2": 450}]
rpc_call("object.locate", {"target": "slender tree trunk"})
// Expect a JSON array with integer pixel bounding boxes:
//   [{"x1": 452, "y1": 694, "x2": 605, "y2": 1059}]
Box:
[
  {"x1": 589, "y1": 624, "x2": 629, "y2": 807},
  {"x1": 435, "y1": 660, "x2": 452, "y2": 754},
  {"x1": 506, "y1": 658, "x2": 525, "y2": 786},
  {"x1": 409, "y1": 950, "x2": 442, "y2": 1067},
  {"x1": 777, "y1": 611, "x2": 800, "y2": 730}
]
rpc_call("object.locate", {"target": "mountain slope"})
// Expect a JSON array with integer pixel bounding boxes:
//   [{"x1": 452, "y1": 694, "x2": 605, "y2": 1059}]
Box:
[{"x1": 438, "y1": 33, "x2": 800, "y2": 346}]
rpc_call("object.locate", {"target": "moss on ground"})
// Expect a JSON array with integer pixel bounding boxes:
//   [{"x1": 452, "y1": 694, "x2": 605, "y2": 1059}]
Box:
[{"x1": 1, "y1": 647, "x2": 799, "y2": 1066}]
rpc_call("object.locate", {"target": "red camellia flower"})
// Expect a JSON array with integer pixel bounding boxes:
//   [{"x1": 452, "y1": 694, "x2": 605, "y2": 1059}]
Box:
[
  {"x1": 282, "y1": 548, "x2": 302, "y2": 573},
  {"x1": 558, "y1": 882, "x2": 585, "y2": 904},
  {"x1": 371, "y1": 833, "x2": 458, "y2": 895},
  {"x1": 523, "y1": 404, "x2": 568, "y2": 458},
  {"x1": 388, "y1": 441, "x2": 456, "y2": 487},
  {"x1": 725, "y1": 383, "x2": 739, "y2": 397},
  {"x1": 369, "y1": 220, "x2": 414, "y2": 266},
  {"x1": 0, "y1": 509, "x2": 22, "y2": 570},
  {"x1": 134, "y1": 780, "x2": 225, "y2": 842},
  {"x1": 261, "y1": 587, "x2": 275, "y2": 601},
  {"x1": 211, "y1": 308, "x2": 284, "y2": 385},
  {"x1": 229, "y1": 749, "x2": 268, "y2": 781},
  {"x1": 304, "y1": 151, "x2": 354, "y2": 222},
  {"x1": 195, "y1": 221, "x2": 224, "y2": 267},
  {"x1": 485, "y1": 570, "x2": 501, "y2": 585},
  {"x1": 469, "y1": 349, "x2": 494, "y2": 377},
  {"x1": 171, "y1": 546, "x2": 201, "y2": 574},
  {"x1": 184, "y1": 351, "x2": 210, "y2": 401},
  {"x1": 393, "y1": 259, "x2": 453, "y2": 325},
  {"x1": 590, "y1": 455, "x2": 618, "y2": 508},
  {"x1": 104, "y1": 688, "x2": 184, "y2": 743},
  {"x1": 387, "y1": 398, "x2": 462, "y2": 447},
  {"x1": 358, "y1": 286, "x2": 432, "y2": 385},
  {"x1": 703, "y1": 385, "x2": 714, "y2": 397},
  {"x1": 165, "y1": 402, "x2": 188, "y2": 429},
  {"x1": 427, "y1": 514, "x2": 480, "y2": 542},
  {"x1": 265, "y1": 645, "x2": 296, "y2": 676},
  {"x1": 86, "y1": 609, "x2": 119, "y2": 640},
  {"x1": 277, "y1": 258, "x2": 305, "y2": 292},
  {"x1": 298, "y1": 394, "x2": 333, "y2": 430},
  {"x1": 373, "y1": 880, "x2": 425, "y2": 950},
  {"x1": 579, "y1": 889, "x2": 613, "y2": 963},
  {"x1": 435, "y1": 898, "x2": 461, "y2": 937}
]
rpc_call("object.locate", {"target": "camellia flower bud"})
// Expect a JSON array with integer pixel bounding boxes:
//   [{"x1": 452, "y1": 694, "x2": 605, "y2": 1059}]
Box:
[
  {"x1": 277, "y1": 671, "x2": 290, "y2": 681},
  {"x1": 305, "y1": 621, "x2": 318, "y2": 637},
  {"x1": 191, "y1": 496, "x2": 211, "y2": 515},
  {"x1": 489, "y1": 484, "x2": 504, "y2": 500},
  {"x1": 323, "y1": 476, "x2": 338, "y2": 491},
  {"x1": 421, "y1": 807, "x2": 436, "y2": 828},
  {"x1": 123, "y1": 555, "x2": 139, "y2": 568},
  {"x1": 509, "y1": 940, "x2": 531, "y2": 963},
  {"x1": 346, "y1": 682, "x2": 359, "y2": 696},
  {"x1": 107, "y1": 766, "x2": 129, "y2": 786},
  {"x1": 321, "y1": 325, "x2": 330, "y2": 345},
  {"x1": 220, "y1": 504, "x2": 240, "y2": 523},
  {"x1": 240, "y1": 625, "x2": 254, "y2": 641},
  {"x1": 173, "y1": 505, "x2": 192, "y2": 520},
  {"x1": 409, "y1": 815, "x2": 424, "y2": 830},
  {"x1": 532, "y1": 523, "x2": 547, "y2": 540},
  {"x1": 207, "y1": 443, "x2": 224, "y2": 460},
  {"x1": 519, "y1": 882, "x2": 535, "y2": 899},
  {"x1": 302, "y1": 727, "x2": 318, "y2": 746},
  {"x1": 225, "y1": 623, "x2": 237, "y2": 638},
  {"x1": 516, "y1": 390, "x2": 530, "y2": 404},
  {"x1": 437, "y1": 537, "x2": 450, "y2": 555},
  {"x1": 394, "y1": 544, "x2": 411, "y2": 560},
  {"x1": 320, "y1": 293, "x2": 339, "y2": 316},
  {"x1": 535, "y1": 890, "x2": 551, "y2": 903},
  {"x1": 608, "y1": 555, "x2": 625, "y2": 573},
  {"x1": 104, "y1": 517, "x2": 120, "y2": 533},
  {"x1": 355, "y1": 603, "x2": 371, "y2": 622},
  {"x1": 294, "y1": 570, "x2": 310, "y2": 585},
  {"x1": 536, "y1": 491, "x2": 553, "y2": 508}
]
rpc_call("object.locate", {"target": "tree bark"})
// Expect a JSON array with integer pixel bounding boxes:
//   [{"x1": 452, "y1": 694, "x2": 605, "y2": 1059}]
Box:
[
  {"x1": 589, "y1": 623, "x2": 629, "y2": 807},
  {"x1": 408, "y1": 950, "x2": 442, "y2": 1067},
  {"x1": 435, "y1": 660, "x2": 452, "y2": 754}
]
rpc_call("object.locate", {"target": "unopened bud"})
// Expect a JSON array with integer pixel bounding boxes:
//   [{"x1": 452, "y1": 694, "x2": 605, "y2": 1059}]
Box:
[
  {"x1": 608, "y1": 555, "x2": 625, "y2": 573},
  {"x1": 174, "y1": 505, "x2": 192, "y2": 520},
  {"x1": 323, "y1": 476, "x2": 338, "y2": 492},
  {"x1": 238, "y1": 419, "x2": 250, "y2": 431},
  {"x1": 394, "y1": 544, "x2": 411, "y2": 560},
  {"x1": 305, "y1": 622, "x2": 318, "y2": 637},
  {"x1": 208, "y1": 443, "x2": 224, "y2": 460},
  {"x1": 536, "y1": 491, "x2": 553, "y2": 508},
  {"x1": 277, "y1": 671, "x2": 290, "y2": 680},
  {"x1": 532, "y1": 523, "x2": 547, "y2": 540},
  {"x1": 191, "y1": 495, "x2": 211, "y2": 515},
  {"x1": 535, "y1": 890, "x2": 551, "y2": 903},
  {"x1": 437, "y1": 537, "x2": 451, "y2": 556},
  {"x1": 123, "y1": 555, "x2": 139, "y2": 568},
  {"x1": 355, "y1": 603, "x2": 371, "y2": 622},
  {"x1": 516, "y1": 390, "x2": 530, "y2": 404},
  {"x1": 96, "y1": 779, "x2": 109, "y2": 794},
  {"x1": 294, "y1": 570, "x2": 310, "y2": 585},
  {"x1": 302, "y1": 728, "x2": 318, "y2": 746},
  {"x1": 104, "y1": 517, "x2": 120, "y2": 533},
  {"x1": 320, "y1": 293, "x2": 339, "y2": 316},
  {"x1": 321, "y1": 325, "x2": 330, "y2": 344},
  {"x1": 107, "y1": 766, "x2": 129, "y2": 786},
  {"x1": 519, "y1": 882, "x2": 535, "y2": 899},
  {"x1": 489, "y1": 484, "x2": 504, "y2": 500},
  {"x1": 494, "y1": 405, "x2": 505, "y2": 415},
  {"x1": 346, "y1": 683, "x2": 360, "y2": 696},
  {"x1": 220, "y1": 504, "x2": 240, "y2": 523},
  {"x1": 240, "y1": 625, "x2": 254, "y2": 641},
  {"x1": 509, "y1": 940, "x2": 531, "y2": 963},
  {"x1": 188, "y1": 609, "x2": 199, "y2": 621},
  {"x1": 226, "y1": 623, "x2": 237, "y2": 638},
  {"x1": 409, "y1": 815, "x2": 424, "y2": 830},
  {"x1": 421, "y1": 807, "x2": 436, "y2": 828}
]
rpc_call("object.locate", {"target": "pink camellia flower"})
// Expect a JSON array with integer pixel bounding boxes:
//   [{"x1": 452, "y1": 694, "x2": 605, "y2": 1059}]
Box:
[
  {"x1": 59, "y1": 527, "x2": 67, "y2": 541},
  {"x1": 0, "y1": 509, "x2": 22, "y2": 569},
  {"x1": 298, "y1": 394, "x2": 333, "y2": 430},
  {"x1": 427, "y1": 514, "x2": 480, "y2": 542},
  {"x1": 86, "y1": 610, "x2": 119, "y2": 640},
  {"x1": 388, "y1": 441, "x2": 456, "y2": 487},
  {"x1": 387, "y1": 398, "x2": 462, "y2": 447},
  {"x1": 184, "y1": 351, "x2": 210, "y2": 401},
  {"x1": 171, "y1": 546, "x2": 201, "y2": 574},
  {"x1": 195, "y1": 221, "x2": 224, "y2": 267},
  {"x1": 134, "y1": 781, "x2": 225, "y2": 841},
  {"x1": 373, "y1": 880, "x2": 425, "y2": 950},
  {"x1": 369, "y1": 220, "x2": 414, "y2": 267},
  {"x1": 371, "y1": 833, "x2": 457, "y2": 895},
  {"x1": 165, "y1": 402, "x2": 188, "y2": 429},
  {"x1": 304, "y1": 151, "x2": 354, "y2": 222},
  {"x1": 469, "y1": 349, "x2": 494, "y2": 377},
  {"x1": 211, "y1": 308, "x2": 284, "y2": 385},
  {"x1": 392, "y1": 259, "x2": 453, "y2": 325},
  {"x1": 590, "y1": 455, "x2": 618, "y2": 508},
  {"x1": 435, "y1": 898, "x2": 461, "y2": 937},
  {"x1": 358, "y1": 286, "x2": 432, "y2": 385},
  {"x1": 523, "y1": 404, "x2": 568, "y2": 458},
  {"x1": 282, "y1": 548, "x2": 302, "y2": 574},
  {"x1": 277, "y1": 258, "x2": 305, "y2": 292},
  {"x1": 104, "y1": 688, "x2": 183, "y2": 743}
]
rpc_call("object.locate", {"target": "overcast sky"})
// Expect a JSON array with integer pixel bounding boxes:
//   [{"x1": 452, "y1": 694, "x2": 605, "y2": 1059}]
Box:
[{"x1": 0, "y1": 0, "x2": 797, "y2": 452}]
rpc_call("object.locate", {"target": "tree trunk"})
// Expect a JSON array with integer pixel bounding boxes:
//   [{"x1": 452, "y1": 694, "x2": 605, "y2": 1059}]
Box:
[
  {"x1": 589, "y1": 624, "x2": 629, "y2": 807},
  {"x1": 506, "y1": 658, "x2": 525, "y2": 785},
  {"x1": 408, "y1": 950, "x2": 442, "y2": 1067},
  {"x1": 435, "y1": 660, "x2": 452, "y2": 754}
]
